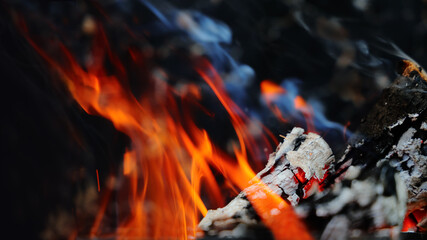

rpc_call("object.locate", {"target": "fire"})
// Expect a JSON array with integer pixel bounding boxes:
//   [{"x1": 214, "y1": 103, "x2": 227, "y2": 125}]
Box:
[
  {"x1": 260, "y1": 80, "x2": 316, "y2": 132},
  {"x1": 293, "y1": 96, "x2": 315, "y2": 133},
  {"x1": 399, "y1": 59, "x2": 427, "y2": 82},
  {"x1": 260, "y1": 80, "x2": 288, "y2": 123},
  {"x1": 260, "y1": 80, "x2": 287, "y2": 96},
  {"x1": 402, "y1": 209, "x2": 427, "y2": 232},
  {"x1": 245, "y1": 179, "x2": 312, "y2": 240},
  {"x1": 21, "y1": 23, "x2": 312, "y2": 239}
]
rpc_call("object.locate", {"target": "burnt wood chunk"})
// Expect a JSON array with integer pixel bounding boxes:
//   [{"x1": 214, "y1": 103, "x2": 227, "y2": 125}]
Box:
[
  {"x1": 199, "y1": 128, "x2": 334, "y2": 238},
  {"x1": 199, "y1": 65, "x2": 427, "y2": 239},
  {"x1": 298, "y1": 67, "x2": 427, "y2": 237}
]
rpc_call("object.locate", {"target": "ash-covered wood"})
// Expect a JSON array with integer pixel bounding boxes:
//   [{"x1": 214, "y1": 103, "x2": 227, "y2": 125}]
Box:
[
  {"x1": 199, "y1": 128, "x2": 334, "y2": 238},
  {"x1": 296, "y1": 65, "x2": 427, "y2": 237},
  {"x1": 199, "y1": 63, "x2": 427, "y2": 239},
  {"x1": 296, "y1": 161, "x2": 408, "y2": 239}
]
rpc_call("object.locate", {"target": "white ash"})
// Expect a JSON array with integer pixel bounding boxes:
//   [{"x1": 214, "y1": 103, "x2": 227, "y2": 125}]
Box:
[
  {"x1": 352, "y1": 180, "x2": 376, "y2": 207},
  {"x1": 296, "y1": 162, "x2": 407, "y2": 236},
  {"x1": 257, "y1": 127, "x2": 334, "y2": 202},
  {"x1": 273, "y1": 127, "x2": 305, "y2": 162},
  {"x1": 394, "y1": 128, "x2": 419, "y2": 157},
  {"x1": 315, "y1": 188, "x2": 354, "y2": 217},
  {"x1": 385, "y1": 127, "x2": 427, "y2": 213},
  {"x1": 371, "y1": 174, "x2": 407, "y2": 228},
  {"x1": 257, "y1": 168, "x2": 299, "y2": 205},
  {"x1": 286, "y1": 132, "x2": 334, "y2": 180},
  {"x1": 408, "y1": 113, "x2": 419, "y2": 121},
  {"x1": 198, "y1": 193, "x2": 258, "y2": 235},
  {"x1": 388, "y1": 117, "x2": 406, "y2": 130},
  {"x1": 320, "y1": 215, "x2": 350, "y2": 240},
  {"x1": 199, "y1": 128, "x2": 336, "y2": 236},
  {"x1": 343, "y1": 165, "x2": 361, "y2": 180}
]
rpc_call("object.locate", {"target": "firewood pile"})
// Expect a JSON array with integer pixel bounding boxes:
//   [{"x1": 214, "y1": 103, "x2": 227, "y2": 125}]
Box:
[{"x1": 199, "y1": 62, "x2": 427, "y2": 239}]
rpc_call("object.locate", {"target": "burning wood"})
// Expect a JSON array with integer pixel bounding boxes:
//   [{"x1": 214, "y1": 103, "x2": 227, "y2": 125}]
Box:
[
  {"x1": 199, "y1": 128, "x2": 334, "y2": 238},
  {"x1": 199, "y1": 62, "x2": 427, "y2": 239},
  {"x1": 311, "y1": 64, "x2": 427, "y2": 236}
]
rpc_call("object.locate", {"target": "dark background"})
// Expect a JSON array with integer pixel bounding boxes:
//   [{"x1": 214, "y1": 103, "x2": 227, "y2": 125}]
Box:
[{"x1": 1, "y1": 0, "x2": 427, "y2": 239}]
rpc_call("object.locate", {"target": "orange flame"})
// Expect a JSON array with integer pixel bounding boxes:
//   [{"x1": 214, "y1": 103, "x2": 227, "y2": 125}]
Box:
[
  {"x1": 245, "y1": 179, "x2": 312, "y2": 240},
  {"x1": 260, "y1": 80, "x2": 287, "y2": 96},
  {"x1": 260, "y1": 80, "x2": 316, "y2": 132},
  {"x1": 294, "y1": 96, "x2": 316, "y2": 133},
  {"x1": 260, "y1": 80, "x2": 288, "y2": 123},
  {"x1": 22, "y1": 20, "x2": 312, "y2": 240}
]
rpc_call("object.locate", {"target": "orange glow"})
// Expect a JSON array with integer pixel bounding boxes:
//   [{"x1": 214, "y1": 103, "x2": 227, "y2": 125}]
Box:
[
  {"x1": 400, "y1": 59, "x2": 427, "y2": 82},
  {"x1": 260, "y1": 80, "x2": 287, "y2": 96},
  {"x1": 294, "y1": 96, "x2": 316, "y2": 133},
  {"x1": 22, "y1": 20, "x2": 311, "y2": 240},
  {"x1": 245, "y1": 179, "x2": 313, "y2": 240},
  {"x1": 402, "y1": 209, "x2": 427, "y2": 232},
  {"x1": 260, "y1": 80, "x2": 288, "y2": 123},
  {"x1": 402, "y1": 213, "x2": 418, "y2": 232},
  {"x1": 294, "y1": 95, "x2": 307, "y2": 109},
  {"x1": 260, "y1": 80, "x2": 316, "y2": 132}
]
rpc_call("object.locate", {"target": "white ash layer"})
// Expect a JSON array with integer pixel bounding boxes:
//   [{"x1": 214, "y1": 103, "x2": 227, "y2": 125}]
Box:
[{"x1": 199, "y1": 128, "x2": 335, "y2": 238}]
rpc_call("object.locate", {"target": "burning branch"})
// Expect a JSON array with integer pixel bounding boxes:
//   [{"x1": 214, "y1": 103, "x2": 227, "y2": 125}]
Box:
[{"x1": 199, "y1": 128, "x2": 332, "y2": 239}]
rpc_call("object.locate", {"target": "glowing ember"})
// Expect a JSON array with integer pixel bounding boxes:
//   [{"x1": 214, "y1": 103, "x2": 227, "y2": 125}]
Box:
[
  {"x1": 400, "y1": 59, "x2": 427, "y2": 82},
  {"x1": 402, "y1": 209, "x2": 427, "y2": 232}
]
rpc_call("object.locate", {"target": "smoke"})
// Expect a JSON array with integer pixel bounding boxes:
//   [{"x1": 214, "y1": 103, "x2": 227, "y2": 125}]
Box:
[{"x1": 134, "y1": 0, "x2": 350, "y2": 140}]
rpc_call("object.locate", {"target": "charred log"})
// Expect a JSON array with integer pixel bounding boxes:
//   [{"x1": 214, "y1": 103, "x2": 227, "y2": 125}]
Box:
[
  {"x1": 199, "y1": 63, "x2": 427, "y2": 239},
  {"x1": 297, "y1": 65, "x2": 427, "y2": 238},
  {"x1": 199, "y1": 128, "x2": 334, "y2": 238}
]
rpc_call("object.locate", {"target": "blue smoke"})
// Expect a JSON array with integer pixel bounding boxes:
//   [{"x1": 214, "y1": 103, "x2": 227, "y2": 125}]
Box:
[{"x1": 131, "y1": 0, "x2": 350, "y2": 138}]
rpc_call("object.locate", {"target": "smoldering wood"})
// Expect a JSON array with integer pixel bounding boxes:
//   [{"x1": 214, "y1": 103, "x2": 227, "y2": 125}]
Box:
[
  {"x1": 296, "y1": 70, "x2": 427, "y2": 237},
  {"x1": 296, "y1": 161, "x2": 408, "y2": 239},
  {"x1": 199, "y1": 66, "x2": 427, "y2": 239},
  {"x1": 199, "y1": 128, "x2": 334, "y2": 238}
]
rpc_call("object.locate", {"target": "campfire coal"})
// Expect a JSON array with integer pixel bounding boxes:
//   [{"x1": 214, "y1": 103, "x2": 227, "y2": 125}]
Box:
[{"x1": 2, "y1": 0, "x2": 427, "y2": 240}]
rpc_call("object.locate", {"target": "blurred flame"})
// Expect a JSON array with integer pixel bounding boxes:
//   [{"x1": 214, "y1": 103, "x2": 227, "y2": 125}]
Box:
[
  {"x1": 260, "y1": 80, "x2": 288, "y2": 123},
  {"x1": 293, "y1": 96, "x2": 316, "y2": 133},
  {"x1": 22, "y1": 20, "x2": 311, "y2": 240},
  {"x1": 260, "y1": 80, "x2": 287, "y2": 96},
  {"x1": 260, "y1": 80, "x2": 316, "y2": 132},
  {"x1": 245, "y1": 179, "x2": 312, "y2": 240}
]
